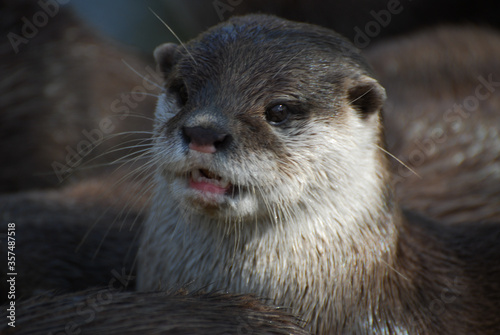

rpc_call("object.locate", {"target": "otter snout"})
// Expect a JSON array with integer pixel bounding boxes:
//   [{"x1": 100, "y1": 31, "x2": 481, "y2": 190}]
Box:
[{"x1": 182, "y1": 125, "x2": 230, "y2": 153}]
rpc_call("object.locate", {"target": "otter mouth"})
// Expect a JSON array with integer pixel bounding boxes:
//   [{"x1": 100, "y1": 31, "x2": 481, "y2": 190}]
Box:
[{"x1": 189, "y1": 169, "x2": 233, "y2": 196}]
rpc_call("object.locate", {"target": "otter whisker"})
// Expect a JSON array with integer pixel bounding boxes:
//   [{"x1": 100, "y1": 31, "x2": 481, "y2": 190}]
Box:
[
  {"x1": 148, "y1": 8, "x2": 197, "y2": 66},
  {"x1": 121, "y1": 59, "x2": 163, "y2": 90},
  {"x1": 375, "y1": 144, "x2": 421, "y2": 179}
]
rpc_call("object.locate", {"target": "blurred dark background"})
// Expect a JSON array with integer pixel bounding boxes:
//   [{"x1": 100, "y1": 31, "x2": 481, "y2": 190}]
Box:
[{"x1": 71, "y1": 0, "x2": 500, "y2": 54}]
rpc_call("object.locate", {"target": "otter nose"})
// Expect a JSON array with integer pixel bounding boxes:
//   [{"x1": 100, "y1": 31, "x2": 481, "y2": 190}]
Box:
[{"x1": 182, "y1": 126, "x2": 229, "y2": 153}]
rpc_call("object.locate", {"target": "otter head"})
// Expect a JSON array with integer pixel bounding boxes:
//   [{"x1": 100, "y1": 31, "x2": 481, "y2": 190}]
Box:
[{"x1": 151, "y1": 15, "x2": 387, "y2": 235}]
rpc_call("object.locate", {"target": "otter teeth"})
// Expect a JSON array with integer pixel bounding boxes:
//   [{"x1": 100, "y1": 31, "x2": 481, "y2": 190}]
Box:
[{"x1": 191, "y1": 169, "x2": 230, "y2": 188}]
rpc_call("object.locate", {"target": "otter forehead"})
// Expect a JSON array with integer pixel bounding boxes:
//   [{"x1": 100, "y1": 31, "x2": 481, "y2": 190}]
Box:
[
  {"x1": 187, "y1": 14, "x2": 370, "y2": 74},
  {"x1": 170, "y1": 15, "x2": 371, "y2": 112}
]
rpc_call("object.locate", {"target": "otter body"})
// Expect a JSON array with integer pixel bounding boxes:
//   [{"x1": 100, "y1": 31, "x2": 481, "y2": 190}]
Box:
[{"x1": 138, "y1": 15, "x2": 500, "y2": 334}]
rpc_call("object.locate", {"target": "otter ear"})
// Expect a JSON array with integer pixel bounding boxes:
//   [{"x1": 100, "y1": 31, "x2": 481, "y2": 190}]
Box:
[
  {"x1": 347, "y1": 76, "x2": 386, "y2": 117},
  {"x1": 154, "y1": 43, "x2": 181, "y2": 76}
]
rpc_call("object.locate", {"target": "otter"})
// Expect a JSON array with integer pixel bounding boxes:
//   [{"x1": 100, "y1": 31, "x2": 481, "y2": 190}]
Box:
[
  {"x1": 0, "y1": 0, "x2": 157, "y2": 192},
  {"x1": 0, "y1": 176, "x2": 146, "y2": 302},
  {"x1": 1, "y1": 290, "x2": 308, "y2": 335},
  {"x1": 1, "y1": 7, "x2": 500, "y2": 334},
  {"x1": 138, "y1": 15, "x2": 500, "y2": 334},
  {"x1": 365, "y1": 26, "x2": 500, "y2": 225}
]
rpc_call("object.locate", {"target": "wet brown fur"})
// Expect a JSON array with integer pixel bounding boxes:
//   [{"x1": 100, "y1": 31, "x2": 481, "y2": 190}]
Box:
[
  {"x1": 1, "y1": 289, "x2": 309, "y2": 334},
  {"x1": 0, "y1": 176, "x2": 146, "y2": 301}
]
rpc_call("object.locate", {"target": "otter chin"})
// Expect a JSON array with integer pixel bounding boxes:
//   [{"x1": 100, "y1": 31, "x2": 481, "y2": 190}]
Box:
[{"x1": 138, "y1": 14, "x2": 500, "y2": 334}]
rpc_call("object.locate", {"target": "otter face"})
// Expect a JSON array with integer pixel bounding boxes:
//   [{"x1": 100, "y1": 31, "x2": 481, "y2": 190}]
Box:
[{"x1": 152, "y1": 15, "x2": 386, "y2": 226}]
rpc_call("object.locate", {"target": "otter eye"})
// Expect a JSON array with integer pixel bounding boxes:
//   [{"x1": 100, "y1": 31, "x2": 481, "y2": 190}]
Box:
[
  {"x1": 169, "y1": 80, "x2": 188, "y2": 106},
  {"x1": 265, "y1": 104, "x2": 290, "y2": 125},
  {"x1": 178, "y1": 84, "x2": 188, "y2": 105}
]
